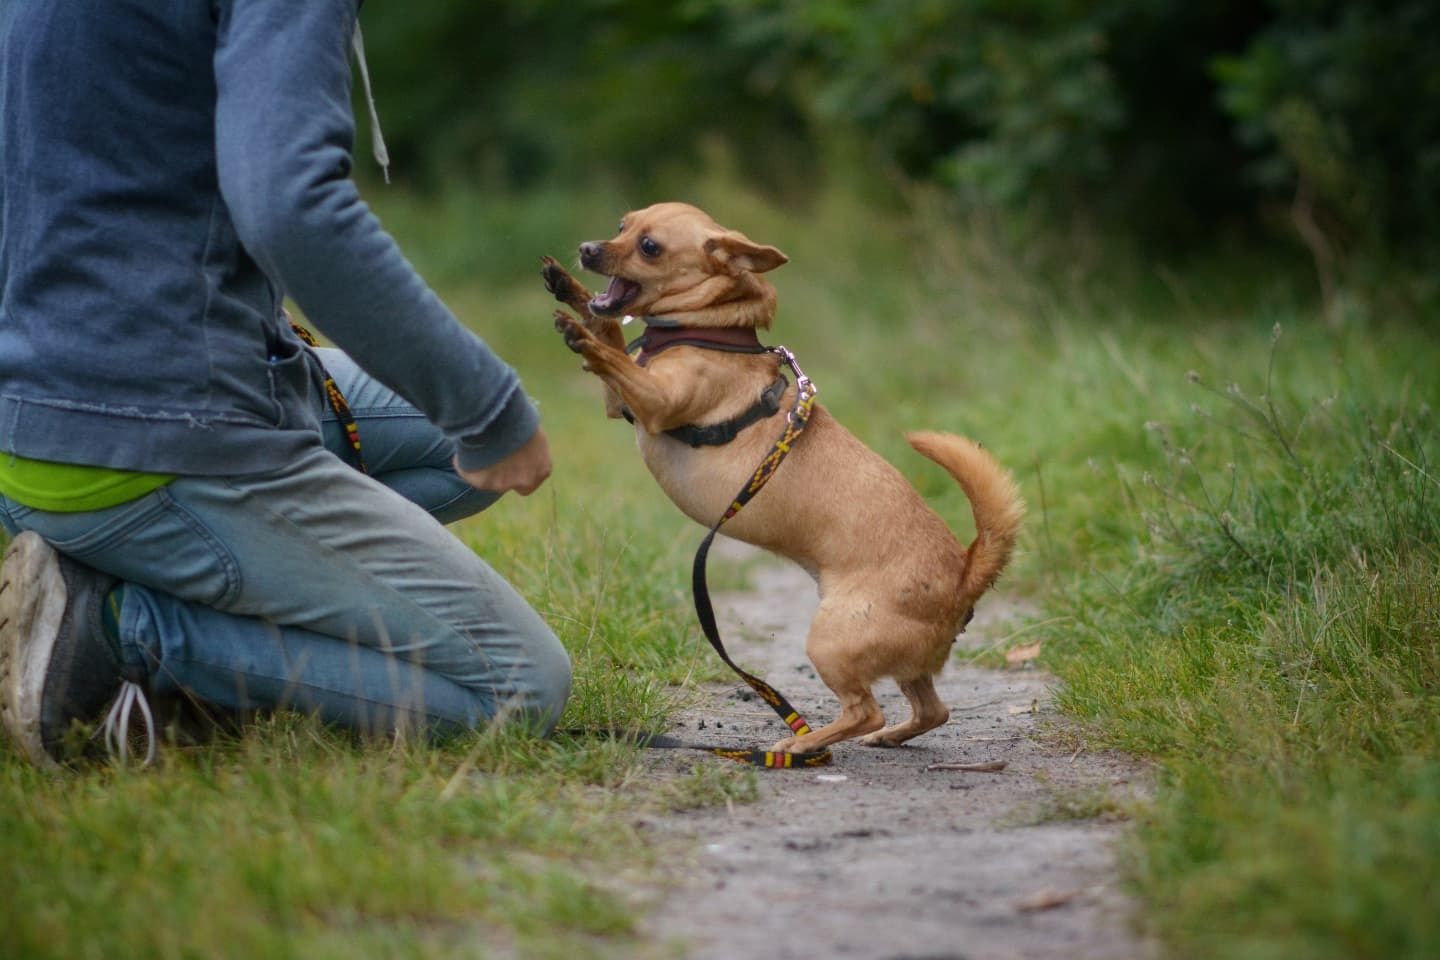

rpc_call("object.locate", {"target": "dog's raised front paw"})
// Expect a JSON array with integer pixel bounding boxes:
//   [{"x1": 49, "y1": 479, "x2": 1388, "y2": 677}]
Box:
[
  {"x1": 552, "y1": 310, "x2": 595, "y2": 356},
  {"x1": 540, "y1": 256, "x2": 590, "y2": 306}
]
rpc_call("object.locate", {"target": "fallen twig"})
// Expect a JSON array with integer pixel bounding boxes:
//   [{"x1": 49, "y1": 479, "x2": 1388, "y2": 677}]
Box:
[
  {"x1": 951, "y1": 697, "x2": 1006, "y2": 711},
  {"x1": 1015, "y1": 887, "x2": 1080, "y2": 912},
  {"x1": 925, "y1": 760, "x2": 1008, "y2": 773}
]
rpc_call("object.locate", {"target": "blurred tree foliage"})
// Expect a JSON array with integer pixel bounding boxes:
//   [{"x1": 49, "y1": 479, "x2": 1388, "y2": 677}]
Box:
[{"x1": 357, "y1": 0, "x2": 1438, "y2": 258}]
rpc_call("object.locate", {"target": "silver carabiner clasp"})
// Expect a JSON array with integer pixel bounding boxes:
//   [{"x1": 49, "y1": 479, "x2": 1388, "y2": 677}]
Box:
[{"x1": 771, "y1": 345, "x2": 817, "y2": 401}]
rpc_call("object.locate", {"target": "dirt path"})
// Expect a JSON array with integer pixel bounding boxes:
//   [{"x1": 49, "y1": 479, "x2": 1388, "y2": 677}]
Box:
[{"x1": 631, "y1": 541, "x2": 1151, "y2": 960}]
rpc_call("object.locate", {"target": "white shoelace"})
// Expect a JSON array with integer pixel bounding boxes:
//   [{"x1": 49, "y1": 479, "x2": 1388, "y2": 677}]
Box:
[{"x1": 98, "y1": 681, "x2": 157, "y2": 767}]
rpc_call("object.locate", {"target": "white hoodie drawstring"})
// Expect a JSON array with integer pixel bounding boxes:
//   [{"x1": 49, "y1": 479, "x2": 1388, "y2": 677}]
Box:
[{"x1": 351, "y1": 21, "x2": 391, "y2": 183}]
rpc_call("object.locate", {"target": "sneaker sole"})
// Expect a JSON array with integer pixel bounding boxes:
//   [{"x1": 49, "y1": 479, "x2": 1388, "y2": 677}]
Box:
[{"x1": 0, "y1": 532, "x2": 68, "y2": 770}]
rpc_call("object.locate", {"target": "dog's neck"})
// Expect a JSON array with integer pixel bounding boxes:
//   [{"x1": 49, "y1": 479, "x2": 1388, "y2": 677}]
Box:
[
  {"x1": 644, "y1": 273, "x2": 777, "y2": 329},
  {"x1": 628, "y1": 322, "x2": 769, "y2": 366}
]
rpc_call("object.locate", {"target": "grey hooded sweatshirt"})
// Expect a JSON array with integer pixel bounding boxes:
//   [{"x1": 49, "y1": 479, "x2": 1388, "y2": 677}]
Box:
[{"x1": 0, "y1": 0, "x2": 538, "y2": 476}]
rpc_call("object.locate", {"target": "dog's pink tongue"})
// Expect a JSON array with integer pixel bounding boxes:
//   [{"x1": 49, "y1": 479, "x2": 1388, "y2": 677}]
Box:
[{"x1": 590, "y1": 276, "x2": 638, "y2": 313}]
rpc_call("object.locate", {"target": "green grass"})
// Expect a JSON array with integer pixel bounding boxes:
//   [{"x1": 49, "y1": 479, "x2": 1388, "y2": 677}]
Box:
[
  {"x1": 1037, "y1": 326, "x2": 1440, "y2": 959},
  {"x1": 1, "y1": 720, "x2": 658, "y2": 959},
  {"x1": 3, "y1": 170, "x2": 1438, "y2": 957}
]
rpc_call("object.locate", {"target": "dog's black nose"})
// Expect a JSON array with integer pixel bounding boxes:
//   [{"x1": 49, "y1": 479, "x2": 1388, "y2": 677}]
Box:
[{"x1": 579, "y1": 241, "x2": 602, "y2": 267}]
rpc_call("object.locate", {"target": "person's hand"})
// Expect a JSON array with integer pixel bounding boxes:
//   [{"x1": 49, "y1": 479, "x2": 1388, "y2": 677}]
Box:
[{"x1": 454, "y1": 428, "x2": 552, "y2": 496}]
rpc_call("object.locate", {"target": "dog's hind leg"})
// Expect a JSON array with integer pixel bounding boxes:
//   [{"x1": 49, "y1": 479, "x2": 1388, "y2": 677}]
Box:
[
  {"x1": 770, "y1": 682, "x2": 885, "y2": 754},
  {"x1": 770, "y1": 608, "x2": 886, "y2": 753},
  {"x1": 858, "y1": 675, "x2": 950, "y2": 747}
]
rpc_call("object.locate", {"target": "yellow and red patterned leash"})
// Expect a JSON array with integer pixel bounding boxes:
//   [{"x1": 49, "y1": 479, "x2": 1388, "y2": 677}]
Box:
[
  {"x1": 288, "y1": 319, "x2": 366, "y2": 473},
  {"x1": 688, "y1": 346, "x2": 832, "y2": 768}
]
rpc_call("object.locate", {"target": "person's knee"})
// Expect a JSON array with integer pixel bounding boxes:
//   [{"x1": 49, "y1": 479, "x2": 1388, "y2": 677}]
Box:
[
  {"x1": 474, "y1": 621, "x2": 571, "y2": 737},
  {"x1": 520, "y1": 626, "x2": 572, "y2": 736}
]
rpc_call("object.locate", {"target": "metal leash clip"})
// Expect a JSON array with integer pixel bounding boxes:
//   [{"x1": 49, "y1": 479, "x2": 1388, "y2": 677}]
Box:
[{"x1": 770, "y1": 345, "x2": 817, "y2": 415}]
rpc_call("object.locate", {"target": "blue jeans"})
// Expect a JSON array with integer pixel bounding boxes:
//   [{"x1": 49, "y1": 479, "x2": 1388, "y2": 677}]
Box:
[{"x1": 0, "y1": 350, "x2": 571, "y2": 738}]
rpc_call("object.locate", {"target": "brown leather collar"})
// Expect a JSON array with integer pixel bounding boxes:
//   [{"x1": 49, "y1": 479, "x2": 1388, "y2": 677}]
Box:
[
  {"x1": 619, "y1": 322, "x2": 787, "y2": 446},
  {"x1": 627, "y1": 323, "x2": 769, "y2": 367}
]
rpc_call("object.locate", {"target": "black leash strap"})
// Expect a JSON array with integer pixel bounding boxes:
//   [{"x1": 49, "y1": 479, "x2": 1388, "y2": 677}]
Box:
[{"x1": 687, "y1": 347, "x2": 832, "y2": 768}]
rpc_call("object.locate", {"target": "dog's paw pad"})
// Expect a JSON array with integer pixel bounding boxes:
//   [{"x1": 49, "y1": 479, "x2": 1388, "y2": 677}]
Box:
[
  {"x1": 540, "y1": 257, "x2": 585, "y2": 303},
  {"x1": 552, "y1": 311, "x2": 591, "y2": 353}
]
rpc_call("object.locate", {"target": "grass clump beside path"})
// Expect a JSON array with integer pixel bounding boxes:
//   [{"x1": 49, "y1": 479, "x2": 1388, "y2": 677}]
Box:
[
  {"x1": 1037, "y1": 324, "x2": 1440, "y2": 959},
  {"x1": 2, "y1": 174, "x2": 1437, "y2": 957}
]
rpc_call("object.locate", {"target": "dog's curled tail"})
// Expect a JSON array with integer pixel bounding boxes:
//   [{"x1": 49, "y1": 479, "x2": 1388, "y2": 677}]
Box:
[{"x1": 906, "y1": 431, "x2": 1025, "y2": 604}]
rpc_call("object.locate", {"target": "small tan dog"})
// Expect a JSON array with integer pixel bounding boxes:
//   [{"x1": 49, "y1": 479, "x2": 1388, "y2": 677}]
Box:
[{"x1": 542, "y1": 202, "x2": 1024, "y2": 753}]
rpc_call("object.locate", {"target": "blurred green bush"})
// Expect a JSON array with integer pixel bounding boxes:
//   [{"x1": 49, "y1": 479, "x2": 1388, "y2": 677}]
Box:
[{"x1": 356, "y1": 0, "x2": 1439, "y2": 262}]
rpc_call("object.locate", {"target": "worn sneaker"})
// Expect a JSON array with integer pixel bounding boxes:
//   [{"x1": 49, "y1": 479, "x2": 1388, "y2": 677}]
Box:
[{"x1": 0, "y1": 532, "x2": 133, "y2": 769}]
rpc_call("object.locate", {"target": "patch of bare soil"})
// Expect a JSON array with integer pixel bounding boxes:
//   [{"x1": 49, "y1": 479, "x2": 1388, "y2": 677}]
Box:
[{"x1": 630, "y1": 540, "x2": 1152, "y2": 960}]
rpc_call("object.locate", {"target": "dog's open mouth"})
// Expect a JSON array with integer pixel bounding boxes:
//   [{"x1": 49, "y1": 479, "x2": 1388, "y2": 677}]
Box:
[{"x1": 589, "y1": 276, "x2": 641, "y2": 315}]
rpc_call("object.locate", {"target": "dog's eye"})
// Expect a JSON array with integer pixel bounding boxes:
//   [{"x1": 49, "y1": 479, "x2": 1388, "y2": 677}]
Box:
[
  {"x1": 639, "y1": 236, "x2": 662, "y2": 258},
  {"x1": 616, "y1": 221, "x2": 625, "y2": 235}
]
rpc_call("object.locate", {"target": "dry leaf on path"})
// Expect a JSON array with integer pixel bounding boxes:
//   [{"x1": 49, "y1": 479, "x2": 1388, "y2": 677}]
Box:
[{"x1": 1005, "y1": 641, "x2": 1042, "y2": 666}]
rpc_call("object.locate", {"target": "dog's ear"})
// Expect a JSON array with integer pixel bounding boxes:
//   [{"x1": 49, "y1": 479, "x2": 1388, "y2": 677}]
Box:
[{"x1": 703, "y1": 231, "x2": 789, "y2": 276}]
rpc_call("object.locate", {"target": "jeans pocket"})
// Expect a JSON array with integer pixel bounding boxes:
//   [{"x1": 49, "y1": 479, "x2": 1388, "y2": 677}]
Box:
[{"x1": 19, "y1": 489, "x2": 240, "y2": 608}]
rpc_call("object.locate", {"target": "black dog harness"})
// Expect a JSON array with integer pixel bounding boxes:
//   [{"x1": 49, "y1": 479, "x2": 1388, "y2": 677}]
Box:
[{"x1": 620, "y1": 321, "x2": 790, "y2": 448}]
